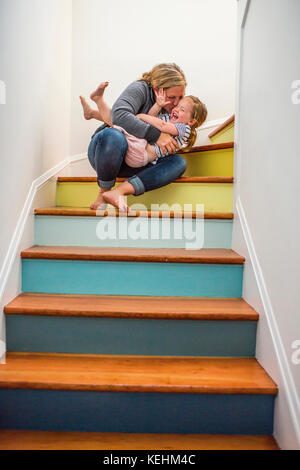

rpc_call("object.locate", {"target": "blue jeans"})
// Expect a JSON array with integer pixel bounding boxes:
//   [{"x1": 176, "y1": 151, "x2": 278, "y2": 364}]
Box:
[{"x1": 87, "y1": 128, "x2": 187, "y2": 195}]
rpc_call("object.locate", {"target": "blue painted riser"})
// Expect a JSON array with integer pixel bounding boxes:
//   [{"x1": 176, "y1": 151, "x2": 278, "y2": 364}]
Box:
[
  {"x1": 6, "y1": 315, "x2": 256, "y2": 357},
  {"x1": 34, "y1": 216, "x2": 233, "y2": 249},
  {"x1": 22, "y1": 260, "x2": 243, "y2": 297},
  {"x1": 0, "y1": 389, "x2": 274, "y2": 434}
]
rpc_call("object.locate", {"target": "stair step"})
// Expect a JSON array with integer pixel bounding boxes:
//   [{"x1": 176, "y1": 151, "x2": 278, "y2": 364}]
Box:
[
  {"x1": 5, "y1": 295, "x2": 257, "y2": 356},
  {"x1": 181, "y1": 142, "x2": 234, "y2": 153},
  {"x1": 0, "y1": 353, "x2": 276, "y2": 433},
  {"x1": 35, "y1": 206, "x2": 234, "y2": 219},
  {"x1": 58, "y1": 142, "x2": 234, "y2": 179},
  {"x1": 21, "y1": 246, "x2": 244, "y2": 264},
  {"x1": 0, "y1": 430, "x2": 279, "y2": 450},
  {"x1": 57, "y1": 176, "x2": 234, "y2": 183},
  {"x1": 0, "y1": 353, "x2": 277, "y2": 394},
  {"x1": 56, "y1": 179, "x2": 233, "y2": 212},
  {"x1": 21, "y1": 247, "x2": 244, "y2": 297},
  {"x1": 5, "y1": 293, "x2": 258, "y2": 320},
  {"x1": 34, "y1": 209, "x2": 233, "y2": 249},
  {"x1": 181, "y1": 142, "x2": 234, "y2": 177}
]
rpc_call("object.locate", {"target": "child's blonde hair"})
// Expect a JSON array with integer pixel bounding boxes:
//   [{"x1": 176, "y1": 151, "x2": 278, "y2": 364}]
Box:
[
  {"x1": 184, "y1": 95, "x2": 207, "y2": 150},
  {"x1": 138, "y1": 63, "x2": 187, "y2": 89}
]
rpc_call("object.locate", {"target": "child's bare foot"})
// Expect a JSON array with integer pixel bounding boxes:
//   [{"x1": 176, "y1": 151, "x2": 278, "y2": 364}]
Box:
[
  {"x1": 90, "y1": 188, "x2": 109, "y2": 210},
  {"x1": 90, "y1": 82, "x2": 109, "y2": 102},
  {"x1": 102, "y1": 189, "x2": 129, "y2": 212},
  {"x1": 79, "y1": 96, "x2": 96, "y2": 120}
]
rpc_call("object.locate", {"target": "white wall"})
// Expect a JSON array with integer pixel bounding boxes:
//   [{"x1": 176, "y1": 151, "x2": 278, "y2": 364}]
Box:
[
  {"x1": 233, "y1": 0, "x2": 300, "y2": 449},
  {"x1": 0, "y1": 0, "x2": 72, "y2": 343},
  {"x1": 71, "y1": 0, "x2": 237, "y2": 154}
]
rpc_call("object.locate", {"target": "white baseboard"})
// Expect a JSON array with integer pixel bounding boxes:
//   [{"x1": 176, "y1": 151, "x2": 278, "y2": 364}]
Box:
[
  {"x1": 0, "y1": 157, "x2": 72, "y2": 300},
  {"x1": 235, "y1": 196, "x2": 300, "y2": 449},
  {"x1": 0, "y1": 340, "x2": 5, "y2": 364}
]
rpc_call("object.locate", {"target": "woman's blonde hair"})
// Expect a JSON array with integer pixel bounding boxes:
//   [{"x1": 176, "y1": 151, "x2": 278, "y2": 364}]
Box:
[
  {"x1": 184, "y1": 96, "x2": 208, "y2": 150},
  {"x1": 138, "y1": 63, "x2": 187, "y2": 89}
]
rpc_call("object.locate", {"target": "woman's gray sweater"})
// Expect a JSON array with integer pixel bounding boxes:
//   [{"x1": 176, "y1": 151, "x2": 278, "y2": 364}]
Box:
[{"x1": 92, "y1": 81, "x2": 161, "y2": 144}]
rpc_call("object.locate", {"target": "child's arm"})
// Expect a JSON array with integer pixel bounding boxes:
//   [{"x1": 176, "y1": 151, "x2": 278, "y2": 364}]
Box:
[
  {"x1": 147, "y1": 89, "x2": 171, "y2": 117},
  {"x1": 136, "y1": 114, "x2": 179, "y2": 136},
  {"x1": 147, "y1": 102, "x2": 163, "y2": 116}
]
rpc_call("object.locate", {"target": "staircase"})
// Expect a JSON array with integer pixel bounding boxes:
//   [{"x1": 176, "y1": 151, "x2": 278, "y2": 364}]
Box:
[{"x1": 0, "y1": 120, "x2": 280, "y2": 450}]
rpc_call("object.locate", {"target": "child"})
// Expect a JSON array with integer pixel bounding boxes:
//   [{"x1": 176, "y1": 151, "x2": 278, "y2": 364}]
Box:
[{"x1": 80, "y1": 82, "x2": 207, "y2": 211}]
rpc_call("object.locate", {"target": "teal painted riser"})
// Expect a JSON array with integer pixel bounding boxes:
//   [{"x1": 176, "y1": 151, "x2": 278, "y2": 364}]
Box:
[
  {"x1": 6, "y1": 315, "x2": 256, "y2": 357},
  {"x1": 0, "y1": 389, "x2": 274, "y2": 434},
  {"x1": 34, "y1": 216, "x2": 233, "y2": 249},
  {"x1": 22, "y1": 259, "x2": 243, "y2": 297}
]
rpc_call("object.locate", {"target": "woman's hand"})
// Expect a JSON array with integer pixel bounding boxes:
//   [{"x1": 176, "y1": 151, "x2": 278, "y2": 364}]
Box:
[
  {"x1": 156, "y1": 132, "x2": 178, "y2": 155},
  {"x1": 154, "y1": 88, "x2": 171, "y2": 109}
]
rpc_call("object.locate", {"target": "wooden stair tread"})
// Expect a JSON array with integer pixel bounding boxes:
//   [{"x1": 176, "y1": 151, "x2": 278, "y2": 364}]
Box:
[
  {"x1": 34, "y1": 206, "x2": 234, "y2": 219},
  {"x1": 57, "y1": 176, "x2": 234, "y2": 183},
  {"x1": 179, "y1": 141, "x2": 234, "y2": 153},
  {"x1": 0, "y1": 352, "x2": 277, "y2": 394},
  {"x1": 0, "y1": 430, "x2": 279, "y2": 450},
  {"x1": 21, "y1": 246, "x2": 245, "y2": 264},
  {"x1": 4, "y1": 293, "x2": 258, "y2": 321}
]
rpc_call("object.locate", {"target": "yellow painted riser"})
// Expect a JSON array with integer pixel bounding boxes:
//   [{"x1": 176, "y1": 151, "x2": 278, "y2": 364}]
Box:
[
  {"x1": 56, "y1": 182, "x2": 233, "y2": 212},
  {"x1": 181, "y1": 148, "x2": 233, "y2": 177},
  {"x1": 209, "y1": 124, "x2": 234, "y2": 145}
]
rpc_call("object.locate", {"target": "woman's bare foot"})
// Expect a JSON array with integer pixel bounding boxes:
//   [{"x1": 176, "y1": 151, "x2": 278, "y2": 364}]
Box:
[
  {"x1": 90, "y1": 188, "x2": 109, "y2": 210},
  {"x1": 90, "y1": 82, "x2": 109, "y2": 102},
  {"x1": 102, "y1": 188, "x2": 129, "y2": 212},
  {"x1": 79, "y1": 96, "x2": 96, "y2": 120}
]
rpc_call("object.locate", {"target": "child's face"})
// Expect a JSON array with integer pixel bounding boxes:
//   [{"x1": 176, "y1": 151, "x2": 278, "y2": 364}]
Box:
[{"x1": 170, "y1": 98, "x2": 196, "y2": 126}]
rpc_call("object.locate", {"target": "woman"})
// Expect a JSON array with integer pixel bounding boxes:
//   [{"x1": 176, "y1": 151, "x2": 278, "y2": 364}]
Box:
[{"x1": 87, "y1": 63, "x2": 188, "y2": 210}]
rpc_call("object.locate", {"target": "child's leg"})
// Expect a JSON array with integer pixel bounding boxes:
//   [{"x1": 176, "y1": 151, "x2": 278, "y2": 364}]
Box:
[
  {"x1": 90, "y1": 82, "x2": 113, "y2": 127},
  {"x1": 80, "y1": 96, "x2": 104, "y2": 121}
]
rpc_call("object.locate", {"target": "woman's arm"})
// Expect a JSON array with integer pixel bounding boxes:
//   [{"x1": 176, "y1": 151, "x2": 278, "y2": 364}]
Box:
[
  {"x1": 136, "y1": 114, "x2": 179, "y2": 136},
  {"x1": 111, "y1": 81, "x2": 160, "y2": 144}
]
